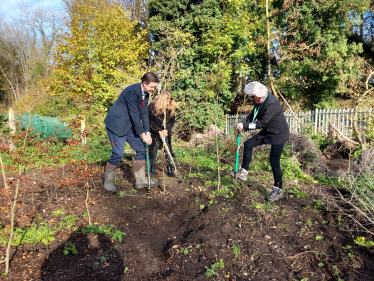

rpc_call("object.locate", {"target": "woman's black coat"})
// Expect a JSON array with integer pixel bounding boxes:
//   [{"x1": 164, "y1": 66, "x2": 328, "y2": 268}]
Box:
[{"x1": 241, "y1": 93, "x2": 289, "y2": 144}]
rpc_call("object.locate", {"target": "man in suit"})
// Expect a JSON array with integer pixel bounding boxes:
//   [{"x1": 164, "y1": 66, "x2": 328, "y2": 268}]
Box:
[{"x1": 103, "y1": 72, "x2": 160, "y2": 193}]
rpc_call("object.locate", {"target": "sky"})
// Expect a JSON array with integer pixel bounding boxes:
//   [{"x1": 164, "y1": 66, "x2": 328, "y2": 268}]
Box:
[{"x1": 0, "y1": 0, "x2": 63, "y2": 22}]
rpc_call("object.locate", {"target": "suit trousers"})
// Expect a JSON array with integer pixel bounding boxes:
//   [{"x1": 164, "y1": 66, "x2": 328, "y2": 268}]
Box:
[{"x1": 106, "y1": 127, "x2": 145, "y2": 165}]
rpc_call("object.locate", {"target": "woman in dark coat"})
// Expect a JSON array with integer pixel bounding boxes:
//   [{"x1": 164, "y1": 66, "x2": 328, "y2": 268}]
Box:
[
  {"x1": 148, "y1": 91, "x2": 178, "y2": 177},
  {"x1": 231, "y1": 81, "x2": 289, "y2": 202}
]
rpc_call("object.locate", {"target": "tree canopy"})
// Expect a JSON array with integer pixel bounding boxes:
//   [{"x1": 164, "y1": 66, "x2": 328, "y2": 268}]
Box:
[
  {"x1": 0, "y1": 0, "x2": 373, "y2": 131},
  {"x1": 43, "y1": 0, "x2": 149, "y2": 116}
]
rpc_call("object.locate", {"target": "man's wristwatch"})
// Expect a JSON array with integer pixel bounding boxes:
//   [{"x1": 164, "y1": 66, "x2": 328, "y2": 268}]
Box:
[{"x1": 145, "y1": 132, "x2": 151, "y2": 136}]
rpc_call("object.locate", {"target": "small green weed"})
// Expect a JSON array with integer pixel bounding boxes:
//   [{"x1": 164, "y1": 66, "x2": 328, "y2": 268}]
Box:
[
  {"x1": 315, "y1": 235, "x2": 323, "y2": 240},
  {"x1": 231, "y1": 245, "x2": 240, "y2": 258},
  {"x1": 64, "y1": 241, "x2": 78, "y2": 255},
  {"x1": 347, "y1": 253, "x2": 354, "y2": 258},
  {"x1": 288, "y1": 188, "x2": 307, "y2": 198},
  {"x1": 205, "y1": 259, "x2": 224, "y2": 276},
  {"x1": 52, "y1": 209, "x2": 65, "y2": 217},
  {"x1": 100, "y1": 256, "x2": 108, "y2": 264},
  {"x1": 78, "y1": 224, "x2": 126, "y2": 242},
  {"x1": 313, "y1": 200, "x2": 325, "y2": 212},
  {"x1": 180, "y1": 247, "x2": 192, "y2": 255}
]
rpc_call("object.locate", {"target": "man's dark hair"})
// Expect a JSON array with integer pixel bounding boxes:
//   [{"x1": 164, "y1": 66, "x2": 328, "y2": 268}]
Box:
[{"x1": 141, "y1": 72, "x2": 160, "y2": 84}]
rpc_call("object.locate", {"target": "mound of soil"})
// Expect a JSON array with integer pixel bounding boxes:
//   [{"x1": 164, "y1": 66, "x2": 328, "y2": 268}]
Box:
[{"x1": 0, "y1": 158, "x2": 373, "y2": 281}]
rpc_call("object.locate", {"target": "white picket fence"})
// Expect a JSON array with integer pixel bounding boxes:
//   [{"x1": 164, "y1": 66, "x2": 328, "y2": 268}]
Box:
[{"x1": 225, "y1": 108, "x2": 373, "y2": 138}]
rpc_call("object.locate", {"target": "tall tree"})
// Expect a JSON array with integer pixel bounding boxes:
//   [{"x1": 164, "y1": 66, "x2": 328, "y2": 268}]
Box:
[
  {"x1": 44, "y1": 0, "x2": 149, "y2": 116},
  {"x1": 274, "y1": 0, "x2": 371, "y2": 108},
  {"x1": 149, "y1": 0, "x2": 258, "y2": 129}
]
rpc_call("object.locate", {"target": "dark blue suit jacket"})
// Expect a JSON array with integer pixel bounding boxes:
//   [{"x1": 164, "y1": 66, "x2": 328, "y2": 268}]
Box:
[{"x1": 104, "y1": 83, "x2": 150, "y2": 136}]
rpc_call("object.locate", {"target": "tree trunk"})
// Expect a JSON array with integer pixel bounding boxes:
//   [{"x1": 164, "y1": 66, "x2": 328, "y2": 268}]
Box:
[
  {"x1": 265, "y1": 0, "x2": 278, "y2": 98},
  {"x1": 352, "y1": 105, "x2": 366, "y2": 150}
]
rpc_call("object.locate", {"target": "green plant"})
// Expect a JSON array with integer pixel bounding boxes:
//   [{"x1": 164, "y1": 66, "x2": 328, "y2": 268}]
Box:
[
  {"x1": 112, "y1": 229, "x2": 126, "y2": 242},
  {"x1": 100, "y1": 256, "x2": 107, "y2": 264},
  {"x1": 231, "y1": 245, "x2": 240, "y2": 258},
  {"x1": 0, "y1": 215, "x2": 78, "y2": 246},
  {"x1": 208, "y1": 200, "x2": 217, "y2": 206},
  {"x1": 313, "y1": 200, "x2": 325, "y2": 213},
  {"x1": 180, "y1": 247, "x2": 192, "y2": 255},
  {"x1": 353, "y1": 237, "x2": 374, "y2": 248},
  {"x1": 352, "y1": 263, "x2": 360, "y2": 268},
  {"x1": 314, "y1": 174, "x2": 342, "y2": 186},
  {"x1": 78, "y1": 224, "x2": 126, "y2": 242},
  {"x1": 205, "y1": 259, "x2": 224, "y2": 276},
  {"x1": 315, "y1": 235, "x2": 323, "y2": 240},
  {"x1": 332, "y1": 265, "x2": 340, "y2": 276},
  {"x1": 311, "y1": 134, "x2": 334, "y2": 151},
  {"x1": 279, "y1": 145, "x2": 304, "y2": 179},
  {"x1": 64, "y1": 241, "x2": 78, "y2": 255},
  {"x1": 288, "y1": 188, "x2": 307, "y2": 198},
  {"x1": 52, "y1": 209, "x2": 65, "y2": 217}
]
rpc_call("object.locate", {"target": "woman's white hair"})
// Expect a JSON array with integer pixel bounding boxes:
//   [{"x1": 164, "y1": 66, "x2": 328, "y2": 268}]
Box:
[{"x1": 243, "y1": 81, "x2": 268, "y2": 98}]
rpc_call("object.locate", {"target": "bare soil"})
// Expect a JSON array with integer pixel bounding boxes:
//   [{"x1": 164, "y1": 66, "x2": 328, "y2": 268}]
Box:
[{"x1": 0, "y1": 157, "x2": 373, "y2": 281}]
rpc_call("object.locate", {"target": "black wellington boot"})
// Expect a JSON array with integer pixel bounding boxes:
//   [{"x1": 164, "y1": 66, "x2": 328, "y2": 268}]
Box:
[
  {"x1": 167, "y1": 164, "x2": 175, "y2": 177},
  {"x1": 149, "y1": 149, "x2": 157, "y2": 175},
  {"x1": 150, "y1": 165, "x2": 156, "y2": 175}
]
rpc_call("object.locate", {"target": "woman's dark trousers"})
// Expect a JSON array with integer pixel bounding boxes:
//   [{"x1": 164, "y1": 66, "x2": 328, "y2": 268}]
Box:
[
  {"x1": 149, "y1": 137, "x2": 174, "y2": 176},
  {"x1": 241, "y1": 136, "x2": 285, "y2": 189}
]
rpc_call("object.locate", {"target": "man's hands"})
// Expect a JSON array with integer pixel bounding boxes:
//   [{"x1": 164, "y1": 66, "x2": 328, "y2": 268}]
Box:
[
  {"x1": 237, "y1": 122, "x2": 243, "y2": 133},
  {"x1": 141, "y1": 132, "x2": 152, "y2": 145},
  {"x1": 158, "y1": 130, "x2": 168, "y2": 138}
]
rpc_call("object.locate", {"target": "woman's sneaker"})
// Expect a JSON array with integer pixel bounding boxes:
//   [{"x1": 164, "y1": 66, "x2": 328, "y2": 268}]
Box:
[
  {"x1": 229, "y1": 167, "x2": 248, "y2": 181},
  {"x1": 269, "y1": 187, "x2": 283, "y2": 202}
]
